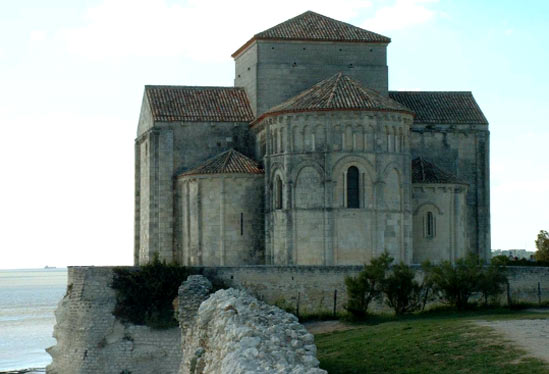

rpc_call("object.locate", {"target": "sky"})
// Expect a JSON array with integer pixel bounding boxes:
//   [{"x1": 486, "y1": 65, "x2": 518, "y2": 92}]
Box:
[{"x1": 0, "y1": 0, "x2": 548, "y2": 269}]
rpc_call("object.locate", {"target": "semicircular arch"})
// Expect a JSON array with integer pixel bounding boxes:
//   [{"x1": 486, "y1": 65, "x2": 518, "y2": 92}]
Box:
[{"x1": 413, "y1": 202, "x2": 443, "y2": 215}]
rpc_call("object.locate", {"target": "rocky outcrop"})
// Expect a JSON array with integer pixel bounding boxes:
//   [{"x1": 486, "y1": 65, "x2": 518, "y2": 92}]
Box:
[
  {"x1": 46, "y1": 267, "x2": 181, "y2": 374},
  {"x1": 178, "y1": 276, "x2": 327, "y2": 374}
]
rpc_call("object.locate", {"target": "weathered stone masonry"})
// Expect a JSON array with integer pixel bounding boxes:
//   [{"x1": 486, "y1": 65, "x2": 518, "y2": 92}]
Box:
[
  {"x1": 134, "y1": 11, "x2": 491, "y2": 268},
  {"x1": 46, "y1": 267, "x2": 181, "y2": 374}
]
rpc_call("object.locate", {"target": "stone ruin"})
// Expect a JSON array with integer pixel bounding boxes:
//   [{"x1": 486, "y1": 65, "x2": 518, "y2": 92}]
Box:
[{"x1": 178, "y1": 275, "x2": 326, "y2": 374}]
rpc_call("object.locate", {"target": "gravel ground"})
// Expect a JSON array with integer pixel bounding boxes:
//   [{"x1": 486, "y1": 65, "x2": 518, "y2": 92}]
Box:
[{"x1": 475, "y1": 318, "x2": 549, "y2": 362}]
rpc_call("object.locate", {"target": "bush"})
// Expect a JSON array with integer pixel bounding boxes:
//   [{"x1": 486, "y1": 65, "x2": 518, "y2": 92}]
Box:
[
  {"x1": 423, "y1": 254, "x2": 482, "y2": 310},
  {"x1": 344, "y1": 252, "x2": 392, "y2": 317},
  {"x1": 382, "y1": 262, "x2": 422, "y2": 315},
  {"x1": 490, "y1": 255, "x2": 511, "y2": 266},
  {"x1": 112, "y1": 255, "x2": 192, "y2": 328},
  {"x1": 424, "y1": 253, "x2": 507, "y2": 310},
  {"x1": 492, "y1": 254, "x2": 549, "y2": 267},
  {"x1": 477, "y1": 263, "x2": 507, "y2": 305}
]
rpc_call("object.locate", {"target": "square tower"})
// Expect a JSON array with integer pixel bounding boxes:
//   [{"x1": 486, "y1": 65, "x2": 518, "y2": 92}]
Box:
[{"x1": 233, "y1": 11, "x2": 390, "y2": 116}]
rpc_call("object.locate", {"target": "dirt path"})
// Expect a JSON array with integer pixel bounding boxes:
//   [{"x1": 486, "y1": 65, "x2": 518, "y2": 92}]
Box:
[{"x1": 475, "y1": 318, "x2": 549, "y2": 362}]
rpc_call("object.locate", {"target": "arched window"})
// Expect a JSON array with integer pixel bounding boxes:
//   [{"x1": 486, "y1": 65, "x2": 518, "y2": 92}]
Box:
[
  {"x1": 275, "y1": 175, "x2": 283, "y2": 210},
  {"x1": 346, "y1": 166, "x2": 360, "y2": 208},
  {"x1": 425, "y1": 211, "x2": 435, "y2": 238}
]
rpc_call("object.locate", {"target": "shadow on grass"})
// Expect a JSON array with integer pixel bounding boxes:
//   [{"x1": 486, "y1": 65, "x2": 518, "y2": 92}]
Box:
[{"x1": 302, "y1": 304, "x2": 549, "y2": 329}]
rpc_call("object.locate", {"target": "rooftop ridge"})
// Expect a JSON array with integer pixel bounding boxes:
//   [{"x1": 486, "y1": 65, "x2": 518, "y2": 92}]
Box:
[
  {"x1": 178, "y1": 149, "x2": 264, "y2": 177},
  {"x1": 253, "y1": 73, "x2": 413, "y2": 124},
  {"x1": 146, "y1": 85, "x2": 240, "y2": 89},
  {"x1": 232, "y1": 11, "x2": 390, "y2": 58},
  {"x1": 326, "y1": 73, "x2": 341, "y2": 107}
]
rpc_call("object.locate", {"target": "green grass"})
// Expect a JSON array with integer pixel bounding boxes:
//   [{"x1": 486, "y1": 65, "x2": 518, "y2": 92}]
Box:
[{"x1": 315, "y1": 310, "x2": 549, "y2": 374}]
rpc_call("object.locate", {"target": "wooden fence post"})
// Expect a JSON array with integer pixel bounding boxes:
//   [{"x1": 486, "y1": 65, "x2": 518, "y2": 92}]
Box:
[
  {"x1": 333, "y1": 289, "x2": 337, "y2": 317},
  {"x1": 296, "y1": 292, "x2": 300, "y2": 318}
]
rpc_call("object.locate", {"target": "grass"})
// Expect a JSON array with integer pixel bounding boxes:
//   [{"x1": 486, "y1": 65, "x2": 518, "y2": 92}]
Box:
[{"x1": 315, "y1": 309, "x2": 549, "y2": 374}]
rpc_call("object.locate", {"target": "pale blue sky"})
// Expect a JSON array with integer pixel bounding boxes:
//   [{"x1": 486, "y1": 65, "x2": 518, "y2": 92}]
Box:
[{"x1": 1, "y1": 0, "x2": 547, "y2": 268}]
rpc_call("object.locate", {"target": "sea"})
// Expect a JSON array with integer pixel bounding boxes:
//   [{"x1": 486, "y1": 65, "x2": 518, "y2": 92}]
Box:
[{"x1": 0, "y1": 268, "x2": 67, "y2": 371}]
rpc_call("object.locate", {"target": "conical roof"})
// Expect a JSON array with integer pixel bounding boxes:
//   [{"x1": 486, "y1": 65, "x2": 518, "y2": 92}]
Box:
[
  {"x1": 233, "y1": 11, "x2": 390, "y2": 57},
  {"x1": 255, "y1": 73, "x2": 413, "y2": 122},
  {"x1": 412, "y1": 158, "x2": 466, "y2": 185},
  {"x1": 178, "y1": 149, "x2": 263, "y2": 177}
]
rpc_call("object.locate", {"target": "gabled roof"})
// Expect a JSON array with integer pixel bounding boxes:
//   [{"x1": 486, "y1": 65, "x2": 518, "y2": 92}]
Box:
[
  {"x1": 254, "y1": 73, "x2": 412, "y2": 123},
  {"x1": 412, "y1": 158, "x2": 466, "y2": 185},
  {"x1": 145, "y1": 86, "x2": 254, "y2": 122},
  {"x1": 389, "y1": 91, "x2": 488, "y2": 125},
  {"x1": 232, "y1": 11, "x2": 390, "y2": 57},
  {"x1": 178, "y1": 149, "x2": 264, "y2": 177}
]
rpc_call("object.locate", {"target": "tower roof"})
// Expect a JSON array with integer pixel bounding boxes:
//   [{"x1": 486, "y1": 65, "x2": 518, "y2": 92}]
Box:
[
  {"x1": 145, "y1": 85, "x2": 254, "y2": 122},
  {"x1": 178, "y1": 149, "x2": 264, "y2": 177},
  {"x1": 412, "y1": 158, "x2": 467, "y2": 185},
  {"x1": 389, "y1": 91, "x2": 488, "y2": 125},
  {"x1": 254, "y1": 73, "x2": 412, "y2": 123},
  {"x1": 232, "y1": 11, "x2": 390, "y2": 57}
]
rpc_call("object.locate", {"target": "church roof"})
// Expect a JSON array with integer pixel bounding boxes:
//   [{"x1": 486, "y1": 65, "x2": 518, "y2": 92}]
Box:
[
  {"x1": 254, "y1": 73, "x2": 412, "y2": 123},
  {"x1": 389, "y1": 91, "x2": 488, "y2": 125},
  {"x1": 178, "y1": 149, "x2": 264, "y2": 177},
  {"x1": 412, "y1": 158, "x2": 466, "y2": 185},
  {"x1": 145, "y1": 86, "x2": 254, "y2": 122},
  {"x1": 232, "y1": 11, "x2": 390, "y2": 57}
]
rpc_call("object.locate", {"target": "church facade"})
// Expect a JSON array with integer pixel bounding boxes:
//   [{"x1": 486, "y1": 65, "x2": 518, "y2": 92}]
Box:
[{"x1": 134, "y1": 11, "x2": 490, "y2": 267}]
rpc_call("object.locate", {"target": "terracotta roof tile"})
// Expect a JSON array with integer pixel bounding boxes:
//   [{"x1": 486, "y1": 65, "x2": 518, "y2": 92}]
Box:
[
  {"x1": 412, "y1": 157, "x2": 466, "y2": 184},
  {"x1": 179, "y1": 149, "x2": 264, "y2": 177},
  {"x1": 233, "y1": 11, "x2": 390, "y2": 57},
  {"x1": 389, "y1": 91, "x2": 488, "y2": 125},
  {"x1": 146, "y1": 86, "x2": 254, "y2": 122},
  {"x1": 255, "y1": 73, "x2": 412, "y2": 123}
]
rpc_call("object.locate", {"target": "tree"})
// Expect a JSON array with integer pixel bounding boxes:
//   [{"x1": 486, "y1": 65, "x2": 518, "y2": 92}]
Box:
[
  {"x1": 345, "y1": 251, "x2": 393, "y2": 317},
  {"x1": 534, "y1": 230, "x2": 549, "y2": 262}
]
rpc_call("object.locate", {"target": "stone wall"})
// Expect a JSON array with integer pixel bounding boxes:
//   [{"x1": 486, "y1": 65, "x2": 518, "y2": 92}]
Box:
[
  {"x1": 256, "y1": 110, "x2": 414, "y2": 265},
  {"x1": 47, "y1": 265, "x2": 549, "y2": 373},
  {"x1": 234, "y1": 40, "x2": 389, "y2": 115},
  {"x1": 176, "y1": 173, "x2": 265, "y2": 266},
  {"x1": 135, "y1": 119, "x2": 254, "y2": 266},
  {"x1": 412, "y1": 183, "x2": 468, "y2": 264},
  {"x1": 410, "y1": 124, "x2": 490, "y2": 261},
  {"x1": 205, "y1": 265, "x2": 549, "y2": 314},
  {"x1": 47, "y1": 267, "x2": 181, "y2": 374}
]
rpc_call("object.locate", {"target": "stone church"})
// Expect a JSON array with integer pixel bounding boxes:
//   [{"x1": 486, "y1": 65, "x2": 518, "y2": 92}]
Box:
[{"x1": 134, "y1": 11, "x2": 490, "y2": 267}]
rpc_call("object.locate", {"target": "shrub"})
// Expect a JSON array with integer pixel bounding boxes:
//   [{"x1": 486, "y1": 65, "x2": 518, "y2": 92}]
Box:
[
  {"x1": 490, "y1": 255, "x2": 511, "y2": 266},
  {"x1": 344, "y1": 251, "x2": 392, "y2": 317},
  {"x1": 112, "y1": 255, "x2": 192, "y2": 328},
  {"x1": 382, "y1": 262, "x2": 422, "y2": 315},
  {"x1": 423, "y1": 254, "x2": 482, "y2": 310},
  {"x1": 477, "y1": 263, "x2": 508, "y2": 305},
  {"x1": 423, "y1": 253, "x2": 507, "y2": 310},
  {"x1": 492, "y1": 254, "x2": 549, "y2": 267}
]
